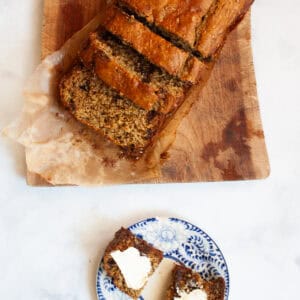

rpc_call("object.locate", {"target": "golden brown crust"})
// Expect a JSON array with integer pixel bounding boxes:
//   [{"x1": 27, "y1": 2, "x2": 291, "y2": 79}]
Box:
[
  {"x1": 119, "y1": 0, "x2": 215, "y2": 48},
  {"x1": 103, "y1": 228, "x2": 163, "y2": 299},
  {"x1": 166, "y1": 264, "x2": 225, "y2": 300},
  {"x1": 197, "y1": 0, "x2": 254, "y2": 58},
  {"x1": 102, "y1": 5, "x2": 189, "y2": 77}
]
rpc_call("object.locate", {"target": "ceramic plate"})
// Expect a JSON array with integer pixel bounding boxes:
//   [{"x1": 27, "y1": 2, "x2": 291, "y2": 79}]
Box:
[{"x1": 96, "y1": 217, "x2": 229, "y2": 300}]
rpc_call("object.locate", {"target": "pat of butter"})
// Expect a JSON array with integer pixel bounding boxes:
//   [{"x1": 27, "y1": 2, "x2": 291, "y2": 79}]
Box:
[
  {"x1": 111, "y1": 247, "x2": 152, "y2": 290},
  {"x1": 174, "y1": 289, "x2": 208, "y2": 300}
]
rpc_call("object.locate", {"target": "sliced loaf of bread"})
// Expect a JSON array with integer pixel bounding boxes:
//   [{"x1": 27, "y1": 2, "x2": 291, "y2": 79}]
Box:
[{"x1": 59, "y1": 1, "x2": 254, "y2": 159}]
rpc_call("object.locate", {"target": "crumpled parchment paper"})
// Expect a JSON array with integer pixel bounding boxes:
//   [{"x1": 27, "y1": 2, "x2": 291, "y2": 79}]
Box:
[{"x1": 3, "y1": 5, "x2": 205, "y2": 186}]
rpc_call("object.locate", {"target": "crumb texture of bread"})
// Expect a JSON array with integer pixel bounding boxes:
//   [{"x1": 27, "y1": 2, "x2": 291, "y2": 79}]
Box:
[
  {"x1": 103, "y1": 228, "x2": 163, "y2": 299},
  {"x1": 166, "y1": 264, "x2": 225, "y2": 300},
  {"x1": 59, "y1": 64, "x2": 164, "y2": 158}
]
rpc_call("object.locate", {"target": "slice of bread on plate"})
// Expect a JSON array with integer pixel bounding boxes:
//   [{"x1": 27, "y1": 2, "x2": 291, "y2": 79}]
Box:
[{"x1": 103, "y1": 228, "x2": 163, "y2": 299}]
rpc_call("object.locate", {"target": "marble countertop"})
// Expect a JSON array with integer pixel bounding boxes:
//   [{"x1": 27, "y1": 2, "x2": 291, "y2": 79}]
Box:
[{"x1": 0, "y1": 0, "x2": 299, "y2": 299}]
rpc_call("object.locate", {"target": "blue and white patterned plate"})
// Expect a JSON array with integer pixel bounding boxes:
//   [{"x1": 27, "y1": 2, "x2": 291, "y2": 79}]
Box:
[{"x1": 96, "y1": 217, "x2": 229, "y2": 300}]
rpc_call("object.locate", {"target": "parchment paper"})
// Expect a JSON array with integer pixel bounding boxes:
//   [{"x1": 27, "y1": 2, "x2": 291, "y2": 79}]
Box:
[{"x1": 2, "y1": 8, "x2": 160, "y2": 185}]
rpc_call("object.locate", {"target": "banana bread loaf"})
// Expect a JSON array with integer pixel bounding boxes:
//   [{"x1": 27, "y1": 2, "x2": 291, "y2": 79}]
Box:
[{"x1": 59, "y1": 0, "x2": 254, "y2": 160}]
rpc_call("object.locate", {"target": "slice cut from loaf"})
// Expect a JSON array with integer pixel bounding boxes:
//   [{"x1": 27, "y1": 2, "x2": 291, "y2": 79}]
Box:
[
  {"x1": 103, "y1": 228, "x2": 163, "y2": 299},
  {"x1": 59, "y1": 63, "x2": 164, "y2": 158},
  {"x1": 102, "y1": 5, "x2": 190, "y2": 77},
  {"x1": 80, "y1": 31, "x2": 187, "y2": 113},
  {"x1": 166, "y1": 264, "x2": 225, "y2": 300}
]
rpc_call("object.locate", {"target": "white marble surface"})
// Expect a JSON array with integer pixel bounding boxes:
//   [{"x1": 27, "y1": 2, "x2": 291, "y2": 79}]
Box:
[{"x1": 0, "y1": 0, "x2": 299, "y2": 299}]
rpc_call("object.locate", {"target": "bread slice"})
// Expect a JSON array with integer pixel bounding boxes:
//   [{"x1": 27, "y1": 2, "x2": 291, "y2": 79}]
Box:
[
  {"x1": 166, "y1": 264, "x2": 225, "y2": 300},
  {"x1": 102, "y1": 5, "x2": 190, "y2": 77},
  {"x1": 103, "y1": 228, "x2": 163, "y2": 299},
  {"x1": 59, "y1": 63, "x2": 164, "y2": 158},
  {"x1": 80, "y1": 30, "x2": 187, "y2": 113}
]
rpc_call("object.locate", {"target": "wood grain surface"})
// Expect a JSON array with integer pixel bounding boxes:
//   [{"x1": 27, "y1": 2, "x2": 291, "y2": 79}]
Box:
[{"x1": 27, "y1": 0, "x2": 270, "y2": 185}]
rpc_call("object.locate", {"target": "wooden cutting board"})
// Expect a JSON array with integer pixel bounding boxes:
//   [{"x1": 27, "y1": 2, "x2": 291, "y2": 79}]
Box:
[{"x1": 27, "y1": 0, "x2": 270, "y2": 185}]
